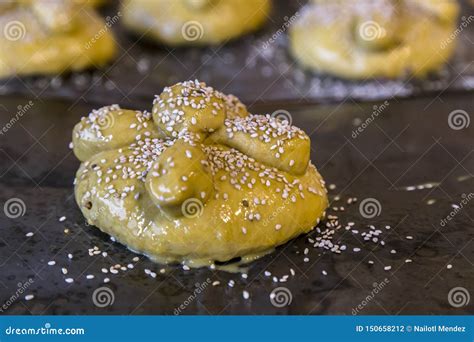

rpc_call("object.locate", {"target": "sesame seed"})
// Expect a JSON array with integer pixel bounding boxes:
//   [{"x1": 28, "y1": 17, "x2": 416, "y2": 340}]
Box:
[
  {"x1": 47, "y1": 261, "x2": 56, "y2": 266},
  {"x1": 25, "y1": 294, "x2": 34, "y2": 301},
  {"x1": 243, "y1": 290, "x2": 250, "y2": 299}
]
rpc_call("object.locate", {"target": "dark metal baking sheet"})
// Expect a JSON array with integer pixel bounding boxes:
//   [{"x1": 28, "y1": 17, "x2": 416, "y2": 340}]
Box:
[
  {"x1": 0, "y1": 91, "x2": 473, "y2": 315},
  {"x1": 0, "y1": 0, "x2": 473, "y2": 106}
]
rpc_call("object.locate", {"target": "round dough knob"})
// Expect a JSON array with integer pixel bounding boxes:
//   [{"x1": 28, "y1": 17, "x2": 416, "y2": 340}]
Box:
[{"x1": 152, "y1": 80, "x2": 226, "y2": 139}]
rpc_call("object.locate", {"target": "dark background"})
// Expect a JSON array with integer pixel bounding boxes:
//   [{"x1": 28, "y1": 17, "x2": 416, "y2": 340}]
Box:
[
  {"x1": 0, "y1": 0, "x2": 473, "y2": 315},
  {"x1": 0, "y1": 92, "x2": 473, "y2": 315}
]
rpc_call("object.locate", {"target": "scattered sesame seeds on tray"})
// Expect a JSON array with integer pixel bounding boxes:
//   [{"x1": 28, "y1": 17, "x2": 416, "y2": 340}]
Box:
[{"x1": 0, "y1": 85, "x2": 473, "y2": 315}]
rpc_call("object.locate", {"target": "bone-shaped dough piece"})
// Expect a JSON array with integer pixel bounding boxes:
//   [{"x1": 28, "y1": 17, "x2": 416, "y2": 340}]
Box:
[
  {"x1": 145, "y1": 139, "x2": 214, "y2": 216},
  {"x1": 209, "y1": 115, "x2": 310, "y2": 175},
  {"x1": 73, "y1": 105, "x2": 162, "y2": 162}
]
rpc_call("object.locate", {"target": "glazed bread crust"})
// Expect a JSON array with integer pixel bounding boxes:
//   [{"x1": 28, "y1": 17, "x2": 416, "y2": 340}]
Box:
[
  {"x1": 73, "y1": 81, "x2": 328, "y2": 266},
  {"x1": 290, "y1": 0, "x2": 460, "y2": 79},
  {"x1": 121, "y1": 0, "x2": 271, "y2": 45},
  {"x1": 0, "y1": 0, "x2": 116, "y2": 77}
]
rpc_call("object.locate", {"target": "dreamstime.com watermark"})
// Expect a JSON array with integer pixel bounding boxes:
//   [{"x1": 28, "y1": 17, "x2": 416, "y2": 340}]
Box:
[
  {"x1": 0, "y1": 279, "x2": 34, "y2": 313},
  {"x1": 174, "y1": 278, "x2": 212, "y2": 315},
  {"x1": 3, "y1": 197, "x2": 26, "y2": 219},
  {"x1": 92, "y1": 287, "x2": 115, "y2": 308},
  {"x1": 84, "y1": 205, "x2": 107, "y2": 227},
  {"x1": 261, "y1": 12, "x2": 300, "y2": 50},
  {"x1": 3, "y1": 20, "x2": 26, "y2": 41},
  {"x1": 182, "y1": 20, "x2": 204, "y2": 42},
  {"x1": 440, "y1": 193, "x2": 474, "y2": 227},
  {"x1": 448, "y1": 287, "x2": 470, "y2": 308},
  {"x1": 261, "y1": 186, "x2": 301, "y2": 228},
  {"x1": 352, "y1": 101, "x2": 390, "y2": 139},
  {"x1": 359, "y1": 198, "x2": 382, "y2": 219},
  {"x1": 441, "y1": 15, "x2": 474, "y2": 50},
  {"x1": 448, "y1": 109, "x2": 470, "y2": 130},
  {"x1": 0, "y1": 101, "x2": 34, "y2": 136},
  {"x1": 271, "y1": 109, "x2": 293, "y2": 126},
  {"x1": 84, "y1": 12, "x2": 122, "y2": 50},
  {"x1": 270, "y1": 287, "x2": 293, "y2": 307},
  {"x1": 4, "y1": 323, "x2": 85, "y2": 336},
  {"x1": 181, "y1": 198, "x2": 204, "y2": 218},
  {"x1": 352, "y1": 278, "x2": 390, "y2": 315},
  {"x1": 358, "y1": 20, "x2": 386, "y2": 42}
]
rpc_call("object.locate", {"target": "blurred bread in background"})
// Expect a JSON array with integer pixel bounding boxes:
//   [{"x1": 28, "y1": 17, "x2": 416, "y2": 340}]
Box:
[
  {"x1": 0, "y1": 0, "x2": 117, "y2": 77},
  {"x1": 290, "y1": 0, "x2": 460, "y2": 79},
  {"x1": 121, "y1": 0, "x2": 271, "y2": 46}
]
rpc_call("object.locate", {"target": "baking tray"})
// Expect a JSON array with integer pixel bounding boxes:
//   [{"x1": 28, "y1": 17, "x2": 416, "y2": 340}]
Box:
[
  {"x1": 0, "y1": 0, "x2": 473, "y2": 106},
  {"x1": 0, "y1": 91, "x2": 473, "y2": 315}
]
